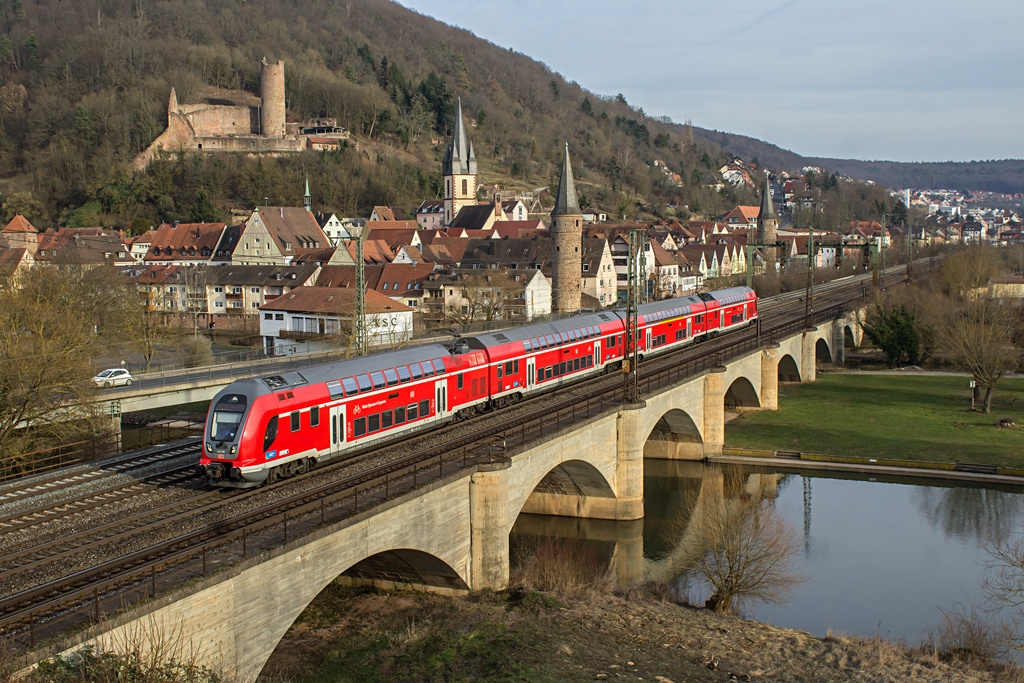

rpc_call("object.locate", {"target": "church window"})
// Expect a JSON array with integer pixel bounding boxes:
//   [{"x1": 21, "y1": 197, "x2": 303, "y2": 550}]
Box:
[{"x1": 462, "y1": 179, "x2": 468, "y2": 195}]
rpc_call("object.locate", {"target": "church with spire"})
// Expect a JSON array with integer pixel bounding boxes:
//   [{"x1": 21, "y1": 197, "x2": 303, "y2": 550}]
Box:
[
  {"x1": 756, "y1": 174, "x2": 778, "y2": 264},
  {"x1": 442, "y1": 98, "x2": 478, "y2": 226}
]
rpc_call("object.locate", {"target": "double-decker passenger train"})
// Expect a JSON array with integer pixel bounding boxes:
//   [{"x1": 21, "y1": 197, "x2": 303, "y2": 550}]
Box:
[{"x1": 198, "y1": 286, "x2": 757, "y2": 488}]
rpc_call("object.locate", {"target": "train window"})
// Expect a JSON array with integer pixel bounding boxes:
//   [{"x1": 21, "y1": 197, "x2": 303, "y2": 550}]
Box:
[
  {"x1": 341, "y1": 377, "x2": 358, "y2": 396},
  {"x1": 263, "y1": 416, "x2": 278, "y2": 451},
  {"x1": 497, "y1": 365, "x2": 502, "y2": 378},
  {"x1": 560, "y1": 361, "x2": 567, "y2": 375},
  {"x1": 397, "y1": 366, "x2": 411, "y2": 383},
  {"x1": 432, "y1": 359, "x2": 446, "y2": 374},
  {"x1": 696, "y1": 314, "x2": 703, "y2": 323},
  {"x1": 505, "y1": 361, "x2": 513, "y2": 375},
  {"x1": 545, "y1": 334, "x2": 555, "y2": 347},
  {"x1": 310, "y1": 406, "x2": 320, "y2": 427},
  {"x1": 513, "y1": 359, "x2": 519, "y2": 374},
  {"x1": 422, "y1": 363, "x2": 435, "y2": 378},
  {"x1": 574, "y1": 358, "x2": 580, "y2": 371},
  {"x1": 545, "y1": 367, "x2": 553, "y2": 380},
  {"x1": 356, "y1": 374, "x2": 372, "y2": 393},
  {"x1": 328, "y1": 380, "x2": 345, "y2": 399},
  {"x1": 371, "y1": 372, "x2": 386, "y2": 390},
  {"x1": 568, "y1": 330, "x2": 577, "y2": 341},
  {"x1": 395, "y1": 406, "x2": 406, "y2": 424},
  {"x1": 382, "y1": 410, "x2": 393, "y2": 429},
  {"x1": 410, "y1": 363, "x2": 423, "y2": 380},
  {"x1": 457, "y1": 374, "x2": 464, "y2": 389},
  {"x1": 408, "y1": 403, "x2": 419, "y2": 420},
  {"x1": 290, "y1": 411, "x2": 300, "y2": 432},
  {"x1": 419, "y1": 399, "x2": 430, "y2": 416},
  {"x1": 531, "y1": 337, "x2": 541, "y2": 349},
  {"x1": 560, "y1": 332, "x2": 570, "y2": 344},
  {"x1": 384, "y1": 368, "x2": 399, "y2": 386},
  {"x1": 368, "y1": 413, "x2": 380, "y2": 433},
  {"x1": 536, "y1": 367, "x2": 542, "y2": 383},
  {"x1": 354, "y1": 417, "x2": 366, "y2": 437}
]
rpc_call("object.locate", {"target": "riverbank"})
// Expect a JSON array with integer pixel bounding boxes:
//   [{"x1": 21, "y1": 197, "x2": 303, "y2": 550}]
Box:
[
  {"x1": 725, "y1": 373, "x2": 1024, "y2": 468},
  {"x1": 260, "y1": 583, "x2": 1010, "y2": 682}
]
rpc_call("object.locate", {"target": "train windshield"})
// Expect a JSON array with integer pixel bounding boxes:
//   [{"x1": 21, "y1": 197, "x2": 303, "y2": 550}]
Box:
[{"x1": 209, "y1": 394, "x2": 247, "y2": 441}]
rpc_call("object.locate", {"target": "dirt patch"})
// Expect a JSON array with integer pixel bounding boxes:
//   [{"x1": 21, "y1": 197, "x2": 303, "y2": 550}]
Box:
[{"x1": 259, "y1": 584, "x2": 1013, "y2": 682}]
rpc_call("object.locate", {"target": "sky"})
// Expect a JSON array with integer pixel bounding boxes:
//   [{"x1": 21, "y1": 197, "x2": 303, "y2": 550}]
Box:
[{"x1": 397, "y1": 0, "x2": 1024, "y2": 163}]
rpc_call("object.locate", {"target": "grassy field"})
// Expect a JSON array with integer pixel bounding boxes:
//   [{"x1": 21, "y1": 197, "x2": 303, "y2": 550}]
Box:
[{"x1": 725, "y1": 373, "x2": 1024, "y2": 467}]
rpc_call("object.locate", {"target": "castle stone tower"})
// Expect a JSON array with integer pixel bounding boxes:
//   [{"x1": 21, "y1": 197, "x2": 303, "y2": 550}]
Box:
[
  {"x1": 442, "y1": 98, "x2": 477, "y2": 226},
  {"x1": 168, "y1": 87, "x2": 178, "y2": 115},
  {"x1": 550, "y1": 142, "x2": 583, "y2": 313},
  {"x1": 260, "y1": 59, "x2": 286, "y2": 138},
  {"x1": 756, "y1": 173, "x2": 778, "y2": 265}
]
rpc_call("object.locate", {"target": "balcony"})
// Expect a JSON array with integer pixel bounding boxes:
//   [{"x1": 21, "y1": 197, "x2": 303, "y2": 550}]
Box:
[{"x1": 226, "y1": 292, "x2": 243, "y2": 300}]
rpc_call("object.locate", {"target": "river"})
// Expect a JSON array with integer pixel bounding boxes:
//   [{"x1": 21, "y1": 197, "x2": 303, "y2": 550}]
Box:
[{"x1": 511, "y1": 461, "x2": 1024, "y2": 646}]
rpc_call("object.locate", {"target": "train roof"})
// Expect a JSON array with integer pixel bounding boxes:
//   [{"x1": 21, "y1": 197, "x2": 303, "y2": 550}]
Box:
[
  {"x1": 248, "y1": 344, "x2": 452, "y2": 393},
  {"x1": 463, "y1": 310, "x2": 622, "y2": 350},
  {"x1": 636, "y1": 295, "x2": 705, "y2": 321},
  {"x1": 704, "y1": 286, "x2": 755, "y2": 305}
]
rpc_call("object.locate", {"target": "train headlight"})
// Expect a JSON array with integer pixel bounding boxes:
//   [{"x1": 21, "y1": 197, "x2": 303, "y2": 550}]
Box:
[
  {"x1": 205, "y1": 443, "x2": 213, "y2": 453},
  {"x1": 230, "y1": 445, "x2": 237, "y2": 454}
]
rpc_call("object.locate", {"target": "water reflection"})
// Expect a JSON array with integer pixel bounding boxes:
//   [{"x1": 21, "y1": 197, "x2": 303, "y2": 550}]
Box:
[
  {"x1": 914, "y1": 485, "x2": 1024, "y2": 542},
  {"x1": 511, "y1": 462, "x2": 1024, "y2": 644}
]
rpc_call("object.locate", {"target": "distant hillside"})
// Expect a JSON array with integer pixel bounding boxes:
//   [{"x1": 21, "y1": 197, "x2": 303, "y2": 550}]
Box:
[
  {"x1": 0, "y1": 0, "x2": 1013, "y2": 230},
  {"x1": 692, "y1": 129, "x2": 1024, "y2": 194}
]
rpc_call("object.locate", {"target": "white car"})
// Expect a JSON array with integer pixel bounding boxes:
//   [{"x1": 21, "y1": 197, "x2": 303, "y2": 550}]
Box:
[{"x1": 93, "y1": 368, "x2": 134, "y2": 388}]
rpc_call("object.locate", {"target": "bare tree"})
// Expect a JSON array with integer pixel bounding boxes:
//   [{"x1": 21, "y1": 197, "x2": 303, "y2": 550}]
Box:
[
  {"x1": 981, "y1": 531, "x2": 1024, "y2": 656},
  {"x1": 0, "y1": 267, "x2": 107, "y2": 470},
  {"x1": 182, "y1": 265, "x2": 209, "y2": 337},
  {"x1": 684, "y1": 471, "x2": 804, "y2": 614},
  {"x1": 936, "y1": 298, "x2": 1020, "y2": 413},
  {"x1": 939, "y1": 247, "x2": 1002, "y2": 301}
]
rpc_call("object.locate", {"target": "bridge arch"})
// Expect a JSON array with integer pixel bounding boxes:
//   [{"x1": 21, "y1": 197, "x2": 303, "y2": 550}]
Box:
[
  {"x1": 643, "y1": 408, "x2": 704, "y2": 460},
  {"x1": 342, "y1": 548, "x2": 469, "y2": 590},
  {"x1": 519, "y1": 459, "x2": 616, "y2": 520},
  {"x1": 778, "y1": 353, "x2": 801, "y2": 382},
  {"x1": 724, "y1": 377, "x2": 760, "y2": 411},
  {"x1": 815, "y1": 337, "x2": 832, "y2": 363},
  {"x1": 844, "y1": 325, "x2": 857, "y2": 349}
]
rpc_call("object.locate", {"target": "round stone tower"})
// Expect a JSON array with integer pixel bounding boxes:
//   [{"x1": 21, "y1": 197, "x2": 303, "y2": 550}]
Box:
[
  {"x1": 260, "y1": 59, "x2": 286, "y2": 138},
  {"x1": 551, "y1": 142, "x2": 583, "y2": 314}
]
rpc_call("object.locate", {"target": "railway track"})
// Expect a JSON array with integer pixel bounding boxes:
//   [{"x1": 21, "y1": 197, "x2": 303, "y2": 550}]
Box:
[
  {"x1": 0, "y1": 439, "x2": 200, "y2": 509},
  {"x1": 0, "y1": 267, "x2": 912, "y2": 650}
]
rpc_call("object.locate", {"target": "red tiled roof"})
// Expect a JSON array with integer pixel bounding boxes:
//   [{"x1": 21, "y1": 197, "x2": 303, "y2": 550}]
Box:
[
  {"x1": 2, "y1": 215, "x2": 37, "y2": 234},
  {"x1": 260, "y1": 286, "x2": 411, "y2": 314}
]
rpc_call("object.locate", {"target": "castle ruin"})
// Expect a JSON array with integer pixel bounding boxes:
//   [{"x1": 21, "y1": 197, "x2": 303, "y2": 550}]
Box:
[{"x1": 134, "y1": 59, "x2": 346, "y2": 170}]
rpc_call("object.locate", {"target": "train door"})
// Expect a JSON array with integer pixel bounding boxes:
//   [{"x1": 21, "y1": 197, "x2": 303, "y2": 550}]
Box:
[
  {"x1": 526, "y1": 358, "x2": 535, "y2": 387},
  {"x1": 645, "y1": 327, "x2": 652, "y2": 351},
  {"x1": 435, "y1": 380, "x2": 449, "y2": 420},
  {"x1": 687, "y1": 317, "x2": 693, "y2": 340},
  {"x1": 329, "y1": 404, "x2": 345, "y2": 455},
  {"x1": 593, "y1": 341, "x2": 600, "y2": 368}
]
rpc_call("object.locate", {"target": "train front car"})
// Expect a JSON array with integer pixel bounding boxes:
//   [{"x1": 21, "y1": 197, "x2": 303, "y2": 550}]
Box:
[{"x1": 198, "y1": 379, "x2": 269, "y2": 487}]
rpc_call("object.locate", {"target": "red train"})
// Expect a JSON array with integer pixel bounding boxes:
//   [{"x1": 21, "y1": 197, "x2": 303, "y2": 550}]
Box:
[{"x1": 198, "y1": 287, "x2": 757, "y2": 487}]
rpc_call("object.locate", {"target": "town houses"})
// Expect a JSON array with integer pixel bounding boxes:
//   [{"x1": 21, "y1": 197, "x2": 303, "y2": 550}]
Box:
[{"x1": 1, "y1": 94, "x2": 1020, "y2": 356}]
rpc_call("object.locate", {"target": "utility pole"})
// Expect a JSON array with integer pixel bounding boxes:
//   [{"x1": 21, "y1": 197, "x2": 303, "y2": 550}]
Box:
[
  {"x1": 624, "y1": 228, "x2": 643, "y2": 403},
  {"x1": 354, "y1": 227, "x2": 367, "y2": 357},
  {"x1": 906, "y1": 223, "x2": 914, "y2": 282},
  {"x1": 805, "y1": 226, "x2": 814, "y2": 324}
]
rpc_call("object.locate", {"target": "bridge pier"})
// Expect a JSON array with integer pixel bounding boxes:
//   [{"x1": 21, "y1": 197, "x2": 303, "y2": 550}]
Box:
[
  {"x1": 760, "y1": 344, "x2": 780, "y2": 410},
  {"x1": 702, "y1": 367, "x2": 726, "y2": 455},
  {"x1": 832, "y1": 320, "x2": 846, "y2": 367},
  {"x1": 801, "y1": 329, "x2": 817, "y2": 383},
  {"x1": 470, "y1": 459, "x2": 512, "y2": 590},
  {"x1": 612, "y1": 404, "x2": 648, "y2": 521}
]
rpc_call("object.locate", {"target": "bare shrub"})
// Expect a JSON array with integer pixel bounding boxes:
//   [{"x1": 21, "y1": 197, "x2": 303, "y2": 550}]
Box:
[
  {"x1": 26, "y1": 617, "x2": 220, "y2": 683},
  {"x1": 181, "y1": 334, "x2": 213, "y2": 368},
  {"x1": 934, "y1": 602, "x2": 1004, "y2": 664},
  {"x1": 682, "y1": 470, "x2": 805, "y2": 614},
  {"x1": 511, "y1": 538, "x2": 611, "y2": 595}
]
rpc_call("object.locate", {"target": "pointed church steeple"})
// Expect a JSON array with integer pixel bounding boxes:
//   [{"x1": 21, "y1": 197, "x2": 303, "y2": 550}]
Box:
[
  {"x1": 442, "y1": 97, "x2": 478, "y2": 226},
  {"x1": 551, "y1": 142, "x2": 581, "y2": 217},
  {"x1": 303, "y1": 177, "x2": 311, "y2": 212},
  {"x1": 758, "y1": 173, "x2": 776, "y2": 222},
  {"x1": 442, "y1": 97, "x2": 477, "y2": 176}
]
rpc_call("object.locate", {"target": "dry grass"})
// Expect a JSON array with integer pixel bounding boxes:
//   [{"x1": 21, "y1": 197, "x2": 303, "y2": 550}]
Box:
[{"x1": 510, "y1": 537, "x2": 612, "y2": 596}]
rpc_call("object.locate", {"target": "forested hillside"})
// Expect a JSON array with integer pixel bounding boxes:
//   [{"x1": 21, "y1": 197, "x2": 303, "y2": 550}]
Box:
[{"x1": 0, "y1": 0, "x2": 995, "y2": 231}]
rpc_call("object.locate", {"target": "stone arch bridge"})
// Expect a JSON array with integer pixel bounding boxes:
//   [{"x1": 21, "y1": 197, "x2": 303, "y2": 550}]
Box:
[{"x1": 37, "y1": 313, "x2": 862, "y2": 681}]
